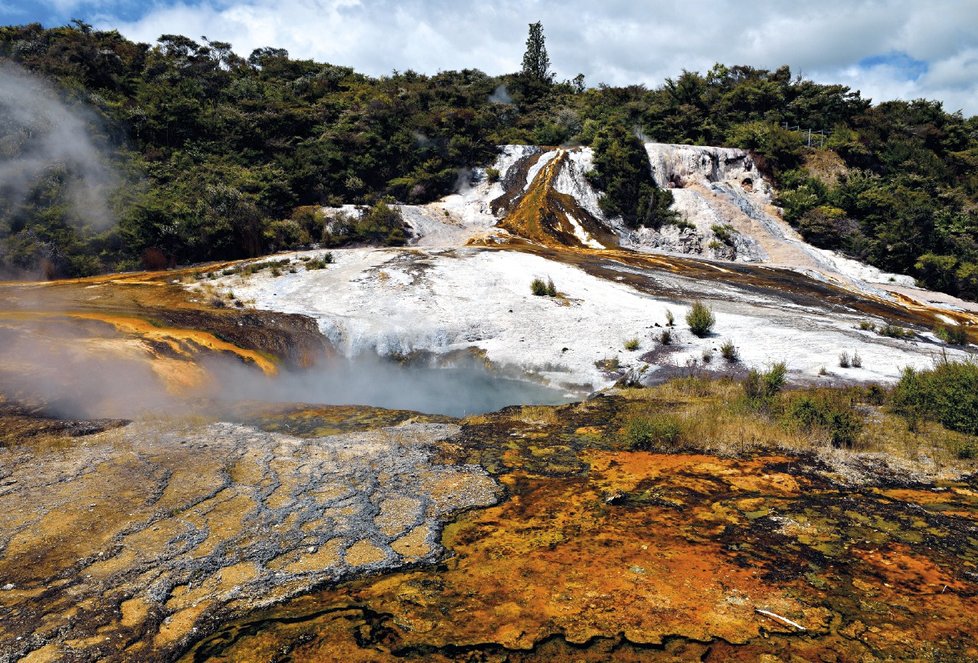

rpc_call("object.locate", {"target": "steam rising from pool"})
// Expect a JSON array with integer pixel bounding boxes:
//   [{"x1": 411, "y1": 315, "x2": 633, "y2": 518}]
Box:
[
  {"x1": 212, "y1": 354, "x2": 575, "y2": 417},
  {"x1": 0, "y1": 325, "x2": 575, "y2": 420}
]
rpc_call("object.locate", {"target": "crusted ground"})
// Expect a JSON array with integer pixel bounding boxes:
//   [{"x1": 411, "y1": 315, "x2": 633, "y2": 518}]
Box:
[
  {"x1": 181, "y1": 387, "x2": 978, "y2": 662},
  {"x1": 0, "y1": 409, "x2": 497, "y2": 663}
]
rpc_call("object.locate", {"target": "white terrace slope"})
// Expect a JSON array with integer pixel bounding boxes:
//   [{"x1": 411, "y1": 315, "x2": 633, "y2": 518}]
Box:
[
  {"x1": 205, "y1": 142, "x2": 976, "y2": 393},
  {"x1": 212, "y1": 246, "x2": 971, "y2": 394}
]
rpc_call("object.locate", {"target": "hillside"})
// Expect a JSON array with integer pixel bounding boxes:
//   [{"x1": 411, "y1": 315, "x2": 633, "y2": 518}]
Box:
[{"x1": 2, "y1": 24, "x2": 977, "y2": 299}]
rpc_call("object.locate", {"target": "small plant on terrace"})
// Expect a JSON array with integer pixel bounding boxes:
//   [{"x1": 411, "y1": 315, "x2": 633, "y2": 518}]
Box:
[
  {"x1": 935, "y1": 324, "x2": 968, "y2": 346},
  {"x1": 839, "y1": 352, "x2": 851, "y2": 368},
  {"x1": 851, "y1": 351, "x2": 862, "y2": 368},
  {"x1": 878, "y1": 323, "x2": 913, "y2": 339},
  {"x1": 665, "y1": 309, "x2": 675, "y2": 327},
  {"x1": 720, "y1": 340, "x2": 739, "y2": 363},
  {"x1": 624, "y1": 338, "x2": 640, "y2": 351},
  {"x1": 659, "y1": 329, "x2": 673, "y2": 345},
  {"x1": 306, "y1": 253, "x2": 334, "y2": 270},
  {"x1": 686, "y1": 301, "x2": 715, "y2": 337},
  {"x1": 546, "y1": 278, "x2": 557, "y2": 297},
  {"x1": 485, "y1": 166, "x2": 501, "y2": 183},
  {"x1": 530, "y1": 278, "x2": 549, "y2": 296}
]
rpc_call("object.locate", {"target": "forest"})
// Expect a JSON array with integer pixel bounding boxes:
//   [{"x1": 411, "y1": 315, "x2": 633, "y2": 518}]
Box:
[{"x1": 1, "y1": 21, "x2": 977, "y2": 298}]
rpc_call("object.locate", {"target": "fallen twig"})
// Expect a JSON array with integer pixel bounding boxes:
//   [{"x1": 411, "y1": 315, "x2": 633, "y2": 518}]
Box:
[{"x1": 755, "y1": 608, "x2": 806, "y2": 631}]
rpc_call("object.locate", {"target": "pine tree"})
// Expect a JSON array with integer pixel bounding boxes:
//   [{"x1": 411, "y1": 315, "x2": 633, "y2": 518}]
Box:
[{"x1": 521, "y1": 22, "x2": 553, "y2": 84}]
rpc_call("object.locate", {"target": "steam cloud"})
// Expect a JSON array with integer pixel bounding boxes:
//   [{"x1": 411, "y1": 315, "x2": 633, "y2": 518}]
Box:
[
  {"x1": 488, "y1": 84, "x2": 512, "y2": 105},
  {"x1": 0, "y1": 63, "x2": 118, "y2": 230},
  {"x1": 0, "y1": 322, "x2": 570, "y2": 420}
]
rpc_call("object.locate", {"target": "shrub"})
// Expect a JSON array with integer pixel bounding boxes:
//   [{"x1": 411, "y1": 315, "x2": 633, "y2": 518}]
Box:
[
  {"x1": 623, "y1": 413, "x2": 683, "y2": 451},
  {"x1": 686, "y1": 301, "x2": 716, "y2": 337},
  {"x1": 625, "y1": 338, "x2": 640, "y2": 351},
  {"x1": 744, "y1": 362, "x2": 787, "y2": 407},
  {"x1": 878, "y1": 323, "x2": 913, "y2": 339},
  {"x1": 665, "y1": 309, "x2": 675, "y2": 327},
  {"x1": 864, "y1": 383, "x2": 886, "y2": 405},
  {"x1": 784, "y1": 391, "x2": 864, "y2": 448},
  {"x1": 306, "y1": 253, "x2": 334, "y2": 270},
  {"x1": 659, "y1": 329, "x2": 673, "y2": 345},
  {"x1": 485, "y1": 166, "x2": 501, "y2": 183},
  {"x1": 935, "y1": 324, "x2": 968, "y2": 345},
  {"x1": 839, "y1": 352, "x2": 851, "y2": 368},
  {"x1": 531, "y1": 278, "x2": 549, "y2": 296},
  {"x1": 720, "y1": 340, "x2": 739, "y2": 363},
  {"x1": 711, "y1": 224, "x2": 735, "y2": 245},
  {"x1": 546, "y1": 278, "x2": 557, "y2": 297},
  {"x1": 892, "y1": 360, "x2": 978, "y2": 435},
  {"x1": 701, "y1": 348, "x2": 712, "y2": 363},
  {"x1": 858, "y1": 321, "x2": 877, "y2": 332},
  {"x1": 851, "y1": 351, "x2": 862, "y2": 368}
]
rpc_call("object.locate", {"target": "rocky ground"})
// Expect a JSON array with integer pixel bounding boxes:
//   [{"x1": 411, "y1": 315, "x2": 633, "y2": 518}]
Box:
[
  {"x1": 180, "y1": 390, "x2": 978, "y2": 662},
  {"x1": 0, "y1": 408, "x2": 497, "y2": 662}
]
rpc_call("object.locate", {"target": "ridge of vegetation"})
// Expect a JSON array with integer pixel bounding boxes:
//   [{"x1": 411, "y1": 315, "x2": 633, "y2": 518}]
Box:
[{"x1": 1, "y1": 23, "x2": 977, "y2": 300}]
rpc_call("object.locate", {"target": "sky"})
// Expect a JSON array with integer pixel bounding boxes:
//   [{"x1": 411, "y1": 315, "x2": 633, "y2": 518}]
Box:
[{"x1": 3, "y1": 0, "x2": 978, "y2": 116}]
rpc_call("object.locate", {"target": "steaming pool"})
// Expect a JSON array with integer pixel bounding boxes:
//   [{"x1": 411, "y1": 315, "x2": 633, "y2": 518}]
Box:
[{"x1": 225, "y1": 356, "x2": 579, "y2": 417}]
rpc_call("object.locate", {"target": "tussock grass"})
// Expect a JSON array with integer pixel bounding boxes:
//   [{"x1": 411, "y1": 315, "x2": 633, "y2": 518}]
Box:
[{"x1": 613, "y1": 376, "x2": 977, "y2": 477}]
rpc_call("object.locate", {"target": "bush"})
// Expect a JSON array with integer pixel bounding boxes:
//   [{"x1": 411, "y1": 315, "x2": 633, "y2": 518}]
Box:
[
  {"x1": 744, "y1": 362, "x2": 787, "y2": 407},
  {"x1": 839, "y1": 352, "x2": 851, "y2": 368},
  {"x1": 665, "y1": 309, "x2": 675, "y2": 327},
  {"x1": 659, "y1": 329, "x2": 673, "y2": 345},
  {"x1": 306, "y1": 252, "x2": 334, "y2": 270},
  {"x1": 878, "y1": 323, "x2": 913, "y2": 339},
  {"x1": 784, "y1": 391, "x2": 863, "y2": 448},
  {"x1": 711, "y1": 224, "x2": 735, "y2": 245},
  {"x1": 720, "y1": 340, "x2": 739, "y2": 362},
  {"x1": 625, "y1": 338, "x2": 640, "y2": 351},
  {"x1": 531, "y1": 277, "x2": 557, "y2": 297},
  {"x1": 935, "y1": 324, "x2": 968, "y2": 345},
  {"x1": 623, "y1": 413, "x2": 683, "y2": 451},
  {"x1": 485, "y1": 166, "x2": 501, "y2": 183},
  {"x1": 686, "y1": 301, "x2": 716, "y2": 337},
  {"x1": 851, "y1": 351, "x2": 862, "y2": 368},
  {"x1": 892, "y1": 360, "x2": 978, "y2": 435}
]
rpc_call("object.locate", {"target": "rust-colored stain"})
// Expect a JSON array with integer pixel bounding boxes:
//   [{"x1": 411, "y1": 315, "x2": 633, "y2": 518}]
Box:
[
  {"x1": 182, "y1": 399, "x2": 978, "y2": 662},
  {"x1": 495, "y1": 149, "x2": 618, "y2": 250},
  {"x1": 0, "y1": 266, "x2": 330, "y2": 415}
]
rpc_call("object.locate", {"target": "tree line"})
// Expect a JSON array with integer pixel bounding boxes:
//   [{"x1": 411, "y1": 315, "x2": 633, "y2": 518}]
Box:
[{"x1": 1, "y1": 22, "x2": 976, "y2": 298}]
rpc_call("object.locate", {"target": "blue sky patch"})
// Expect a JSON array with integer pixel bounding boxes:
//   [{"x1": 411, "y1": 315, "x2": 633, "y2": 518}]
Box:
[{"x1": 858, "y1": 51, "x2": 929, "y2": 81}]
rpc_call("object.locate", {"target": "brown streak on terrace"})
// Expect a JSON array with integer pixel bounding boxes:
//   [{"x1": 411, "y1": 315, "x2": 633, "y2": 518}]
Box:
[{"x1": 494, "y1": 149, "x2": 618, "y2": 250}]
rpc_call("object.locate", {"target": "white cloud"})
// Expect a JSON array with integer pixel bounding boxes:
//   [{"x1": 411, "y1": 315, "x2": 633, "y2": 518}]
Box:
[{"x1": 70, "y1": 0, "x2": 978, "y2": 115}]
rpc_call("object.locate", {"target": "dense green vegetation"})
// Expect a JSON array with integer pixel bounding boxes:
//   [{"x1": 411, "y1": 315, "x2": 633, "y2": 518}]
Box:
[
  {"x1": 1, "y1": 23, "x2": 976, "y2": 299},
  {"x1": 892, "y1": 359, "x2": 978, "y2": 435}
]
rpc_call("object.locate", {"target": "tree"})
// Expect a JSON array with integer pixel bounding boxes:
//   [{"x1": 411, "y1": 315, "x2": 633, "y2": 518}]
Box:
[
  {"x1": 589, "y1": 123, "x2": 677, "y2": 229},
  {"x1": 521, "y1": 22, "x2": 553, "y2": 84}
]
